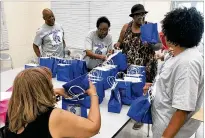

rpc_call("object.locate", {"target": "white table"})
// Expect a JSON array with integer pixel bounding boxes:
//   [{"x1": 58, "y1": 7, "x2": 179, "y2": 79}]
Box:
[{"x1": 0, "y1": 68, "x2": 130, "y2": 138}]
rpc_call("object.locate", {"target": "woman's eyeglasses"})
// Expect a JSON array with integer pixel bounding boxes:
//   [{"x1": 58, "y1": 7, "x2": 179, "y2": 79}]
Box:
[{"x1": 98, "y1": 28, "x2": 110, "y2": 32}]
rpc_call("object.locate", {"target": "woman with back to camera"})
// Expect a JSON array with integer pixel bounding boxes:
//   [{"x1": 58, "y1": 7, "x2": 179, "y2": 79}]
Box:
[
  {"x1": 4, "y1": 67, "x2": 101, "y2": 138},
  {"x1": 114, "y1": 4, "x2": 162, "y2": 130}
]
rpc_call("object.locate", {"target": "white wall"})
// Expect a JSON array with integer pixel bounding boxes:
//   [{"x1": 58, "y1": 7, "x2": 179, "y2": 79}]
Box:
[
  {"x1": 1, "y1": 0, "x2": 50, "y2": 69},
  {"x1": 144, "y1": 0, "x2": 171, "y2": 31}
]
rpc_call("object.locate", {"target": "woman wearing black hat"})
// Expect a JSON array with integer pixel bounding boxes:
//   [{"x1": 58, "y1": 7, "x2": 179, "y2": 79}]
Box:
[{"x1": 114, "y1": 4, "x2": 161, "y2": 130}]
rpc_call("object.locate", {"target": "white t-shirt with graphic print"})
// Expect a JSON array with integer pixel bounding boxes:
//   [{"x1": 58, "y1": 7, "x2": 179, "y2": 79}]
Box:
[
  {"x1": 84, "y1": 30, "x2": 113, "y2": 69},
  {"x1": 34, "y1": 23, "x2": 65, "y2": 58}
]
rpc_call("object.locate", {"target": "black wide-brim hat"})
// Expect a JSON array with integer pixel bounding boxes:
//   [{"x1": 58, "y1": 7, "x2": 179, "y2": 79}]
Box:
[{"x1": 129, "y1": 4, "x2": 148, "y2": 17}]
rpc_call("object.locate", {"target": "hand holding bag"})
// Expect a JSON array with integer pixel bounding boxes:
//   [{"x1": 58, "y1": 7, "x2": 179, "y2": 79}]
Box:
[
  {"x1": 62, "y1": 77, "x2": 90, "y2": 118},
  {"x1": 62, "y1": 74, "x2": 90, "y2": 96},
  {"x1": 127, "y1": 89, "x2": 153, "y2": 124},
  {"x1": 88, "y1": 71, "x2": 105, "y2": 104}
]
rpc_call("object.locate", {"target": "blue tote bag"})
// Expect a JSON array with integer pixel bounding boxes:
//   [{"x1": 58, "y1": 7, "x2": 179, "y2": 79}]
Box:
[
  {"x1": 52, "y1": 57, "x2": 70, "y2": 78},
  {"x1": 62, "y1": 74, "x2": 90, "y2": 96},
  {"x1": 127, "y1": 65, "x2": 146, "y2": 76},
  {"x1": 80, "y1": 82, "x2": 104, "y2": 109},
  {"x1": 39, "y1": 57, "x2": 54, "y2": 74},
  {"x1": 115, "y1": 79, "x2": 132, "y2": 105},
  {"x1": 108, "y1": 83, "x2": 122, "y2": 113},
  {"x1": 70, "y1": 59, "x2": 87, "y2": 79},
  {"x1": 78, "y1": 60, "x2": 88, "y2": 76},
  {"x1": 92, "y1": 67, "x2": 111, "y2": 90},
  {"x1": 131, "y1": 81, "x2": 144, "y2": 98},
  {"x1": 80, "y1": 80, "x2": 104, "y2": 108},
  {"x1": 127, "y1": 65, "x2": 146, "y2": 85},
  {"x1": 140, "y1": 23, "x2": 159, "y2": 44},
  {"x1": 62, "y1": 75, "x2": 90, "y2": 115},
  {"x1": 101, "y1": 65, "x2": 118, "y2": 90},
  {"x1": 108, "y1": 52, "x2": 128, "y2": 71},
  {"x1": 127, "y1": 93, "x2": 152, "y2": 124},
  {"x1": 57, "y1": 63, "x2": 73, "y2": 82},
  {"x1": 71, "y1": 59, "x2": 80, "y2": 79},
  {"x1": 108, "y1": 65, "x2": 118, "y2": 77}
]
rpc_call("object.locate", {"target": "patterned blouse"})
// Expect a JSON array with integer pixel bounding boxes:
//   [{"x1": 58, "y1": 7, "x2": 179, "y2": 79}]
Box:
[{"x1": 121, "y1": 21, "x2": 157, "y2": 82}]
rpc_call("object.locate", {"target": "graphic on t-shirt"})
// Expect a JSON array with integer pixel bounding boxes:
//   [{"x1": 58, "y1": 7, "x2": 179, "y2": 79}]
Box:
[
  {"x1": 53, "y1": 31, "x2": 61, "y2": 44},
  {"x1": 95, "y1": 47, "x2": 102, "y2": 55},
  {"x1": 46, "y1": 30, "x2": 62, "y2": 48},
  {"x1": 94, "y1": 44, "x2": 104, "y2": 55}
]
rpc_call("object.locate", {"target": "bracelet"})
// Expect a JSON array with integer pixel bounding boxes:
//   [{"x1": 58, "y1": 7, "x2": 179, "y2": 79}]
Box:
[{"x1": 90, "y1": 94, "x2": 99, "y2": 97}]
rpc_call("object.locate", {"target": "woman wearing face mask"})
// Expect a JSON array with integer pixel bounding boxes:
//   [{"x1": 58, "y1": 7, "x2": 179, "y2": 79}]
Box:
[{"x1": 114, "y1": 4, "x2": 161, "y2": 130}]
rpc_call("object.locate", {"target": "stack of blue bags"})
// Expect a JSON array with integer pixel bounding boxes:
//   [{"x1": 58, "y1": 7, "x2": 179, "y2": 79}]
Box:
[
  {"x1": 108, "y1": 68, "x2": 146, "y2": 114},
  {"x1": 37, "y1": 57, "x2": 87, "y2": 82}
]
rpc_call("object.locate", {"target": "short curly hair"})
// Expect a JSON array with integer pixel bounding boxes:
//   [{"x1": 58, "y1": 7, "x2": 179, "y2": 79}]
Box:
[
  {"x1": 162, "y1": 7, "x2": 204, "y2": 48},
  {"x1": 96, "y1": 16, "x2": 111, "y2": 28}
]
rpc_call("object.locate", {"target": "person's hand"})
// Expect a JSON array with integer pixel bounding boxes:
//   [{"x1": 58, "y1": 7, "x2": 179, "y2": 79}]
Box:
[
  {"x1": 155, "y1": 53, "x2": 160, "y2": 59},
  {"x1": 86, "y1": 82, "x2": 97, "y2": 96},
  {"x1": 108, "y1": 49, "x2": 114, "y2": 54},
  {"x1": 143, "y1": 41, "x2": 149, "y2": 47},
  {"x1": 106, "y1": 50, "x2": 113, "y2": 58},
  {"x1": 107, "y1": 53, "x2": 111, "y2": 58},
  {"x1": 100, "y1": 55, "x2": 107, "y2": 61},
  {"x1": 143, "y1": 83, "x2": 152, "y2": 95},
  {"x1": 114, "y1": 42, "x2": 121, "y2": 50},
  {"x1": 67, "y1": 50, "x2": 71, "y2": 56},
  {"x1": 54, "y1": 88, "x2": 70, "y2": 98},
  {"x1": 156, "y1": 53, "x2": 164, "y2": 61}
]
